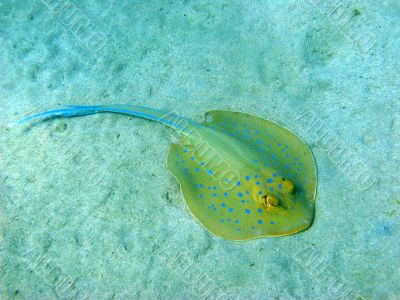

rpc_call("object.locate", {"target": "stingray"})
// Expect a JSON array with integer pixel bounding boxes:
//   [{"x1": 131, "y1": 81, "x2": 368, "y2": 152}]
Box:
[{"x1": 14, "y1": 104, "x2": 317, "y2": 240}]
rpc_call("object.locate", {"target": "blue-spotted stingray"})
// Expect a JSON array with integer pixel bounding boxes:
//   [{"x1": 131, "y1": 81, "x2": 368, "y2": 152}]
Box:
[{"x1": 16, "y1": 104, "x2": 317, "y2": 240}]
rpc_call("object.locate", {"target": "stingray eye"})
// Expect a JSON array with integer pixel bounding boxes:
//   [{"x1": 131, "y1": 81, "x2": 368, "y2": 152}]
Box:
[
  {"x1": 282, "y1": 179, "x2": 295, "y2": 193},
  {"x1": 267, "y1": 195, "x2": 279, "y2": 207},
  {"x1": 262, "y1": 195, "x2": 279, "y2": 207},
  {"x1": 261, "y1": 195, "x2": 267, "y2": 204}
]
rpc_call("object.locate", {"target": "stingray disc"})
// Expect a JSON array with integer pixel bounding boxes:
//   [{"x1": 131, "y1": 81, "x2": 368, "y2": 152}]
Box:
[{"x1": 167, "y1": 110, "x2": 317, "y2": 240}]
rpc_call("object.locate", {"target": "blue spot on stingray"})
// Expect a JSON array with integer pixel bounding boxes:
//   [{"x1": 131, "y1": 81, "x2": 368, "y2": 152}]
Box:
[
  {"x1": 256, "y1": 181, "x2": 260, "y2": 185},
  {"x1": 253, "y1": 159, "x2": 258, "y2": 163},
  {"x1": 184, "y1": 149, "x2": 188, "y2": 153},
  {"x1": 199, "y1": 184, "x2": 204, "y2": 188},
  {"x1": 181, "y1": 160, "x2": 185, "y2": 163},
  {"x1": 200, "y1": 194, "x2": 204, "y2": 199},
  {"x1": 241, "y1": 200, "x2": 245, "y2": 204},
  {"x1": 258, "y1": 220, "x2": 263, "y2": 224},
  {"x1": 273, "y1": 173, "x2": 278, "y2": 178},
  {"x1": 229, "y1": 208, "x2": 234, "y2": 212},
  {"x1": 245, "y1": 175, "x2": 250, "y2": 181},
  {"x1": 271, "y1": 154, "x2": 278, "y2": 160},
  {"x1": 267, "y1": 178, "x2": 273, "y2": 183},
  {"x1": 237, "y1": 181, "x2": 241, "y2": 186},
  {"x1": 257, "y1": 140, "x2": 262, "y2": 144},
  {"x1": 270, "y1": 221, "x2": 275, "y2": 224},
  {"x1": 286, "y1": 164, "x2": 291, "y2": 169},
  {"x1": 246, "y1": 191, "x2": 250, "y2": 195},
  {"x1": 195, "y1": 168, "x2": 200, "y2": 172},
  {"x1": 227, "y1": 218, "x2": 231, "y2": 222},
  {"x1": 255, "y1": 130, "x2": 259, "y2": 134},
  {"x1": 191, "y1": 156, "x2": 195, "y2": 160},
  {"x1": 221, "y1": 219, "x2": 224, "y2": 223},
  {"x1": 255, "y1": 174, "x2": 259, "y2": 179},
  {"x1": 200, "y1": 161, "x2": 205, "y2": 165},
  {"x1": 258, "y1": 208, "x2": 262, "y2": 213},
  {"x1": 221, "y1": 203, "x2": 226, "y2": 208},
  {"x1": 208, "y1": 186, "x2": 211, "y2": 190},
  {"x1": 212, "y1": 193, "x2": 217, "y2": 197},
  {"x1": 207, "y1": 170, "x2": 213, "y2": 175},
  {"x1": 278, "y1": 143, "x2": 282, "y2": 146},
  {"x1": 224, "y1": 192, "x2": 228, "y2": 197},
  {"x1": 213, "y1": 186, "x2": 217, "y2": 190},
  {"x1": 278, "y1": 184, "x2": 283, "y2": 189},
  {"x1": 235, "y1": 220, "x2": 239, "y2": 224},
  {"x1": 269, "y1": 187, "x2": 274, "y2": 191},
  {"x1": 238, "y1": 192, "x2": 243, "y2": 197},
  {"x1": 245, "y1": 209, "x2": 251, "y2": 214},
  {"x1": 258, "y1": 191, "x2": 263, "y2": 195}
]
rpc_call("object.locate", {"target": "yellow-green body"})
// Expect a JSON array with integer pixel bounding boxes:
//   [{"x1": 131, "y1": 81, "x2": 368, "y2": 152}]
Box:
[{"x1": 168, "y1": 110, "x2": 317, "y2": 240}]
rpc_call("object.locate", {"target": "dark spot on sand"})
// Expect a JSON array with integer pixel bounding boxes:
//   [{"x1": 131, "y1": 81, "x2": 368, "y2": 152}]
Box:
[
  {"x1": 352, "y1": 9, "x2": 361, "y2": 16},
  {"x1": 55, "y1": 122, "x2": 67, "y2": 132}
]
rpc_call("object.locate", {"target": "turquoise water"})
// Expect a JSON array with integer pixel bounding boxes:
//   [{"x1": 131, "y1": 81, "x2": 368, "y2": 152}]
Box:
[{"x1": 0, "y1": 1, "x2": 399, "y2": 299}]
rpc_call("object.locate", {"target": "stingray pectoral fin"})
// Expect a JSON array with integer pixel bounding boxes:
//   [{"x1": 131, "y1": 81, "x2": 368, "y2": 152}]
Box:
[{"x1": 167, "y1": 143, "x2": 250, "y2": 240}]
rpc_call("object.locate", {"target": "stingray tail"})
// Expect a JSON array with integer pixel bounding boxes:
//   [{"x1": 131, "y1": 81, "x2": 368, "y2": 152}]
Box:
[{"x1": 11, "y1": 104, "x2": 193, "y2": 133}]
